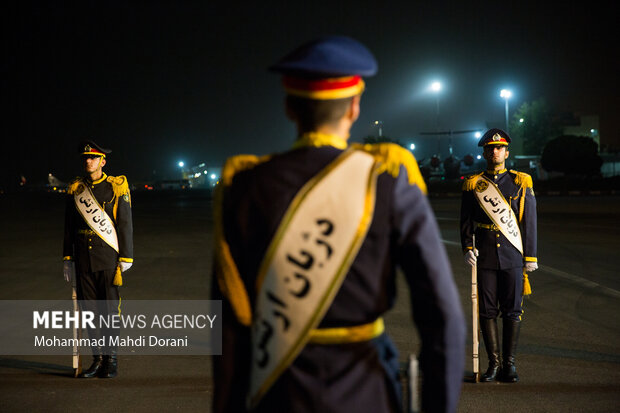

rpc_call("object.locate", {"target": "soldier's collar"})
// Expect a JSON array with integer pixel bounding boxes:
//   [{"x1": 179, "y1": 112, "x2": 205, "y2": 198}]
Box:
[
  {"x1": 292, "y1": 132, "x2": 348, "y2": 150},
  {"x1": 486, "y1": 168, "x2": 507, "y2": 175},
  {"x1": 88, "y1": 172, "x2": 108, "y2": 185}
]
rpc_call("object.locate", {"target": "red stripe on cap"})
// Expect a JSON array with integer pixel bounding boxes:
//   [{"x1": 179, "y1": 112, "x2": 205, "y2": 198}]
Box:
[{"x1": 282, "y1": 75, "x2": 362, "y2": 91}]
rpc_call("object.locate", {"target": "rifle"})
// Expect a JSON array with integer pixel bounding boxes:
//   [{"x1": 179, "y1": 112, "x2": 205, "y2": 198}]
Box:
[
  {"x1": 72, "y1": 277, "x2": 82, "y2": 377},
  {"x1": 402, "y1": 354, "x2": 420, "y2": 413},
  {"x1": 471, "y1": 234, "x2": 480, "y2": 383}
]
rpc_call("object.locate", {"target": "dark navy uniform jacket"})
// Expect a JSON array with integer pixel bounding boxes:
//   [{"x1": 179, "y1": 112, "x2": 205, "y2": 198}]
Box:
[
  {"x1": 460, "y1": 170, "x2": 537, "y2": 269},
  {"x1": 63, "y1": 173, "x2": 133, "y2": 274},
  {"x1": 213, "y1": 142, "x2": 465, "y2": 413}
]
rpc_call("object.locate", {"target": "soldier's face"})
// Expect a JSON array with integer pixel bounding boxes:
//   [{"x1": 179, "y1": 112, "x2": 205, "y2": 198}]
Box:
[
  {"x1": 82, "y1": 155, "x2": 105, "y2": 173},
  {"x1": 483, "y1": 145, "x2": 509, "y2": 165}
]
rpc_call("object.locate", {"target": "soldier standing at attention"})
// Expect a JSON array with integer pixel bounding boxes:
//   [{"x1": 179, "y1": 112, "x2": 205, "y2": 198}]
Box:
[
  {"x1": 460, "y1": 128, "x2": 538, "y2": 383},
  {"x1": 212, "y1": 36, "x2": 465, "y2": 413},
  {"x1": 63, "y1": 140, "x2": 133, "y2": 378}
]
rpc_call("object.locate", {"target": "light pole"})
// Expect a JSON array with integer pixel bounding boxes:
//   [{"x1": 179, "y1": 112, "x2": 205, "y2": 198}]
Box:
[
  {"x1": 430, "y1": 81, "x2": 442, "y2": 131},
  {"x1": 500, "y1": 89, "x2": 512, "y2": 133},
  {"x1": 374, "y1": 120, "x2": 383, "y2": 137},
  {"x1": 429, "y1": 81, "x2": 442, "y2": 156}
]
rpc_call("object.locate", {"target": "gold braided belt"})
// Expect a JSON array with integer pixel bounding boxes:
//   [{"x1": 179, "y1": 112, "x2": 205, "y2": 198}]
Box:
[
  {"x1": 476, "y1": 223, "x2": 499, "y2": 231},
  {"x1": 307, "y1": 318, "x2": 385, "y2": 345},
  {"x1": 77, "y1": 229, "x2": 96, "y2": 235}
]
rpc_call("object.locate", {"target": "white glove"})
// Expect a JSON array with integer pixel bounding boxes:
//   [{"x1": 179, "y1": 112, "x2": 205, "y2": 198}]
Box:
[
  {"x1": 464, "y1": 250, "x2": 478, "y2": 266},
  {"x1": 524, "y1": 262, "x2": 538, "y2": 272},
  {"x1": 63, "y1": 261, "x2": 75, "y2": 282},
  {"x1": 119, "y1": 262, "x2": 133, "y2": 272}
]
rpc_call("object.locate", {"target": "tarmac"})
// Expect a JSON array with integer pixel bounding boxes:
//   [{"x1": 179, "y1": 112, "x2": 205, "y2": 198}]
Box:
[{"x1": 1, "y1": 190, "x2": 619, "y2": 412}]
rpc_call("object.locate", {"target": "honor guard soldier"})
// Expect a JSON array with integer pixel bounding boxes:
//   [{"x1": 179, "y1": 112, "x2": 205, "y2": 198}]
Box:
[
  {"x1": 63, "y1": 140, "x2": 133, "y2": 378},
  {"x1": 460, "y1": 128, "x2": 538, "y2": 383},
  {"x1": 212, "y1": 36, "x2": 465, "y2": 413}
]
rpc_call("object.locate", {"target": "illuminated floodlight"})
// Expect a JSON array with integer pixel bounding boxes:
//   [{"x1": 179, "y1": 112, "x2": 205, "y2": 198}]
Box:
[
  {"x1": 474, "y1": 132, "x2": 481, "y2": 138},
  {"x1": 210, "y1": 174, "x2": 217, "y2": 180},
  {"x1": 430, "y1": 81, "x2": 442, "y2": 92},
  {"x1": 476, "y1": 155, "x2": 482, "y2": 160},
  {"x1": 204, "y1": 170, "x2": 208, "y2": 174},
  {"x1": 178, "y1": 161, "x2": 185, "y2": 168},
  {"x1": 519, "y1": 118, "x2": 524, "y2": 123},
  {"x1": 410, "y1": 143, "x2": 415, "y2": 150},
  {"x1": 500, "y1": 89, "x2": 512, "y2": 99}
]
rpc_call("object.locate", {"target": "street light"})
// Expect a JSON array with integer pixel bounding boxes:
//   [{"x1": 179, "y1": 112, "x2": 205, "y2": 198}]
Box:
[
  {"x1": 500, "y1": 89, "x2": 512, "y2": 133},
  {"x1": 178, "y1": 161, "x2": 185, "y2": 168},
  {"x1": 474, "y1": 131, "x2": 482, "y2": 139},
  {"x1": 430, "y1": 81, "x2": 442, "y2": 130},
  {"x1": 409, "y1": 143, "x2": 415, "y2": 151}
]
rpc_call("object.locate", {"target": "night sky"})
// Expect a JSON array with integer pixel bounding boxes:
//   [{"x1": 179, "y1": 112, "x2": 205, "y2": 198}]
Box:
[{"x1": 3, "y1": 1, "x2": 617, "y2": 188}]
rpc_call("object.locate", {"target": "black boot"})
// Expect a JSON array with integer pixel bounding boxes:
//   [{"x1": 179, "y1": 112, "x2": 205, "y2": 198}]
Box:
[
  {"x1": 501, "y1": 319, "x2": 521, "y2": 383},
  {"x1": 100, "y1": 350, "x2": 118, "y2": 378},
  {"x1": 480, "y1": 318, "x2": 501, "y2": 382},
  {"x1": 80, "y1": 355, "x2": 104, "y2": 378}
]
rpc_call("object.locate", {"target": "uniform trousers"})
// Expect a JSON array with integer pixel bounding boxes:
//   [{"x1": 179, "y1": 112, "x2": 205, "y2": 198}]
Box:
[
  {"x1": 76, "y1": 268, "x2": 120, "y2": 355},
  {"x1": 477, "y1": 267, "x2": 523, "y2": 321}
]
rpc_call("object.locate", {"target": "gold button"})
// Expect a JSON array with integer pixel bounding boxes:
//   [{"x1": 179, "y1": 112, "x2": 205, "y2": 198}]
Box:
[
  {"x1": 88, "y1": 238, "x2": 92, "y2": 241},
  {"x1": 88, "y1": 246, "x2": 92, "y2": 249},
  {"x1": 496, "y1": 234, "x2": 500, "y2": 238},
  {"x1": 494, "y1": 175, "x2": 498, "y2": 179},
  {"x1": 497, "y1": 243, "x2": 500, "y2": 247}
]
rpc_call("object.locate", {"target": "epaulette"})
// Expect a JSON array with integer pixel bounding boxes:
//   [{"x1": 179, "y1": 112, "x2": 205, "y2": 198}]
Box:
[
  {"x1": 351, "y1": 143, "x2": 427, "y2": 194},
  {"x1": 509, "y1": 170, "x2": 533, "y2": 188},
  {"x1": 106, "y1": 175, "x2": 130, "y2": 197},
  {"x1": 67, "y1": 177, "x2": 83, "y2": 195},
  {"x1": 221, "y1": 154, "x2": 271, "y2": 186},
  {"x1": 462, "y1": 172, "x2": 483, "y2": 191}
]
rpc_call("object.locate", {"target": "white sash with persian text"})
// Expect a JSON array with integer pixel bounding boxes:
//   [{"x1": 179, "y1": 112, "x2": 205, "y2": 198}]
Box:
[
  {"x1": 248, "y1": 150, "x2": 377, "y2": 408},
  {"x1": 473, "y1": 176, "x2": 523, "y2": 255},
  {"x1": 74, "y1": 181, "x2": 119, "y2": 253}
]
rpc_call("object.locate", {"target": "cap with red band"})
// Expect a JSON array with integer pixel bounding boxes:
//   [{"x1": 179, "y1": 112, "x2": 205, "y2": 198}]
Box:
[
  {"x1": 79, "y1": 140, "x2": 112, "y2": 157},
  {"x1": 282, "y1": 75, "x2": 365, "y2": 100},
  {"x1": 270, "y1": 36, "x2": 377, "y2": 101},
  {"x1": 478, "y1": 128, "x2": 511, "y2": 147}
]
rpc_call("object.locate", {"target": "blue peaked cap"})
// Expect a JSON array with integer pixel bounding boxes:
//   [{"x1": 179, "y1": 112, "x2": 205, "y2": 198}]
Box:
[{"x1": 270, "y1": 36, "x2": 378, "y2": 78}]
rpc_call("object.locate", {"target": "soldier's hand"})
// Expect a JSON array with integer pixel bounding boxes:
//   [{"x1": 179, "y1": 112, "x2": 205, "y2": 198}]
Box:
[
  {"x1": 63, "y1": 261, "x2": 75, "y2": 282},
  {"x1": 119, "y1": 262, "x2": 133, "y2": 272},
  {"x1": 524, "y1": 262, "x2": 538, "y2": 272},
  {"x1": 464, "y1": 250, "x2": 477, "y2": 266}
]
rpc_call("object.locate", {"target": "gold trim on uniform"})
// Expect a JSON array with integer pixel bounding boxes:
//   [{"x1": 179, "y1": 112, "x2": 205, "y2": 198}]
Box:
[
  {"x1": 486, "y1": 168, "x2": 507, "y2": 175},
  {"x1": 91, "y1": 173, "x2": 107, "y2": 185},
  {"x1": 221, "y1": 154, "x2": 271, "y2": 187},
  {"x1": 293, "y1": 132, "x2": 348, "y2": 149},
  {"x1": 352, "y1": 142, "x2": 427, "y2": 194},
  {"x1": 308, "y1": 318, "x2": 385, "y2": 344},
  {"x1": 462, "y1": 172, "x2": 483, "y2": 191},
  {"x1": 476, "y1": 223, "x2": 499, "y2": 231}
]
